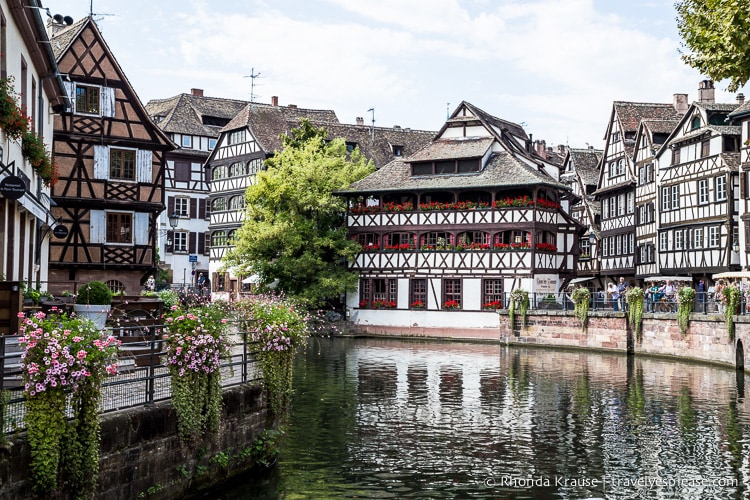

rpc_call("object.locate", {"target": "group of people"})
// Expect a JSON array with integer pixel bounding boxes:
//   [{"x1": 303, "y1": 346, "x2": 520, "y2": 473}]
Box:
[
  {"x1": 604, "y1": 277, "x2": 630, "y2": 311},
  {"x1": 645, "y1": 279, "x2": 680, "y2": 312}
]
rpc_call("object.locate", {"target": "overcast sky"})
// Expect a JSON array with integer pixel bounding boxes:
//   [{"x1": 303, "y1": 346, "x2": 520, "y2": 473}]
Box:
[{"x1": 48, "y1": 0, "x2": 747, "y2": 149}]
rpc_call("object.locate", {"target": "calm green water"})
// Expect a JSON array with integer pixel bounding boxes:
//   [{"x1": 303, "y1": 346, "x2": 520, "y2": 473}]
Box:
[{"x1": 216, "y1": 337, "x2": 750, "y2": 499}]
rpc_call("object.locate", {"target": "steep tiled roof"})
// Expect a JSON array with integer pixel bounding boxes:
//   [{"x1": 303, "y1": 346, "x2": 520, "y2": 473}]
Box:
[
  {"x1": 342, "y1": 150, "x2": 566, "y2": 194},
  {"x1": 700, "y1": 103, "x2": 739, "y2": 112},
  {"x1": 458, "y1": 102, "x2": 528, "y2": 140},
  {"x1": 721, "y1": 152, "x2": 741, "y2": 171},
  {"x1": 642, "y1": 119, "x2": 679, "y2": 135},
  {"x1": 325, "y1": 123, "x2": 434, "y2": 169},
  {"x1": 145, "y1": 93, "x2": 249, "y2": 137},
  {"x1": 728, "y1": 101, "x2": 750, "y2": 118},
  {"x1": 49, "y1": 18, "x2": 87, "y2": 59},
  {"x1": 614, "y1": 102, "x2": 682, "y2": 133},
  {"x1": 568, "y1": 148, "x2": 602, "y2": 187},
  {"x1": 407, "y1": 137, "x2": 493, "y2": 162}
]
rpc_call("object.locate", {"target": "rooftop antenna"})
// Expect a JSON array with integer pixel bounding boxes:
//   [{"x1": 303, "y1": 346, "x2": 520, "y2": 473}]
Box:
[
  {"x1": 446, "y1": 102, "x2": 450, "y2": 119},
  {"x1": 89, "y1": 0, "x2": 114, "y2": 23},
  {"x1": 367, "y1": 107, "x2": 375, "y2": 144},
  {"x1": 244, "y1": 67, "x2": 262, "y2": 103}
]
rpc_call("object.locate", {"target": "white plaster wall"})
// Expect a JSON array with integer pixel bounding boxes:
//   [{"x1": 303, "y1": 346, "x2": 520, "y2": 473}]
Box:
[
  {"x1": 464, "y1": 278, "x2": 481, "y2": 310},
  {"x1": 349, "y1": 309, "x2": 499, "y2": 329}
]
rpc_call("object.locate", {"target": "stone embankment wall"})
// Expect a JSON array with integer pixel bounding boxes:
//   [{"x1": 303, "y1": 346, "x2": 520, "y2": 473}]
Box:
[
  {"x1": 0, "y1": 384, "x2": 267, "y2": 500},
  {"x1": 350, "y1": 311, "x2": 750, "y2": 371}
]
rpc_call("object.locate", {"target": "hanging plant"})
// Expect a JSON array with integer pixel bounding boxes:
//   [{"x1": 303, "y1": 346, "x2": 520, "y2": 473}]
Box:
[
  {"x1": 238, "y1": 294, "x2": 309, "y2": 415},
  {"x1": 163, "y1": 303, "x2": 231, "y2": 442},
  {"x1": 626, "y1": 287, "x2": 645, "y2": 342},
  {"x1": 22, "y1": 130, "x2": 58, "y2": 187},
  {"x1": 676, "y1": 287, "x2": 695, "y2": 335},
  {"x1": 571, "y1": 287, "x2": 591, "y2": 329},
  {"x1": 0, "y1": 76, "x2": 29, "y2": 140},
  {"x1": 17, "y1": 310, "x2": 120, "y2": 496},
  {"x1": 723, "y1": 285, "x2": 741, "y2": 341},
  {"x1": 508, "y1": 289, "x2": 530, "y2": 329}
]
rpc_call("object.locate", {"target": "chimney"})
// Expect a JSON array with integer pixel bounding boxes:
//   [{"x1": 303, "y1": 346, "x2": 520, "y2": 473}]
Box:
[
  {"x1": 271, "y1": 96, "x2": 279, "y2": 106},
  {"x1": 673, "y1": 93, "x2": 689, "y2": 114},
  {"x1": 393, "y1": 125, "x2": 401, "y2": 130},
  {"x1": 191, "y1": 88, "x2": 204, "y2": 97},
  {"x1": 288, "y1": 104, "x2": 297, "y2": 109},
  {"x1": 356, "y1": 117, "x2": 364, "y2": 126},
  {"x1": 738, "y1": 93, "x2": 746, "y2": 105},
  {"x1": 698, "y1": 80, "x2": 715, "y2": 104},
  {"x1": 534, "y1": 140, "x2": 547, "y2": 159}
]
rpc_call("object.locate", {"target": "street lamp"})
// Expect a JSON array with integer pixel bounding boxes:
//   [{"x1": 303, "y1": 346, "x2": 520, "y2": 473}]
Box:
[{"x1": 731, "y1": 240, "x2": 741, "y2": 270}]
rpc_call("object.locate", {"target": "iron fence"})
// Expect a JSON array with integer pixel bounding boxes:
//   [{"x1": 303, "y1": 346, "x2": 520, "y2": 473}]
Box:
[{"x1": 0, "y1": 321, "x2": 262, "y2": 434}]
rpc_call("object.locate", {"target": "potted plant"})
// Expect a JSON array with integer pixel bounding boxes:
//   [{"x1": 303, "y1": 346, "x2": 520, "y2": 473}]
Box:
[{"x1": 74, "y1": 281, "x2": 113, "y2": 329}]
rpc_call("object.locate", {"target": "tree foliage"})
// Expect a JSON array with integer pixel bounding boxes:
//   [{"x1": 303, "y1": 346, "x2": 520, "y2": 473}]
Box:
[
  {"x1": 223, "y1": 119, "x2": 374, "y2": 308},
  {"x1": 675, "y1": 0, "x2": 750, "y2": 92}
]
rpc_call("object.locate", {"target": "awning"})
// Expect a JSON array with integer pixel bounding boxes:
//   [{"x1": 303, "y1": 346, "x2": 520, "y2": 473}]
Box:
[
  {"x1": 643, "y1": 276, "x2": 693, "y2": 282},
  {"x1": 712, "y1": 271, "x2": 750, "y2": 280},
  {"x1": 242, "y1": 275, "x2": 261, "y2": 284},
  {"x1": 570, "y1": 277, "x2": 596, "y2": 284}
]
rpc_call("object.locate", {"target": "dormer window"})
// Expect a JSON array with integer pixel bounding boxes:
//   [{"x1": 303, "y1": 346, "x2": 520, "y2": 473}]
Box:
[
  {"x1": 411, "y1": 158, "x2": 480, "y2": 176},
  {"x1": 392, "y1": 145, "x2": 403, "y2": 156},
  {"x1": 691, "y1": 116, "x2": 701, "y2": 130},
  {"x1": 346, "y1": 141, "x2": 358, "y2": 153}
]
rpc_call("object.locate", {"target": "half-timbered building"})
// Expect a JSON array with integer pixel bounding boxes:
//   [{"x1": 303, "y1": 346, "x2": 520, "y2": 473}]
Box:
[
  {"x1": 727, "y1": 97, "x2": 750, "y2": 270},
  {"x1": 654, "y1": 83, "x2": 742, "y2": 278},
  {"x1": 145, "y1": 89, "x2": 247, "y2": 287},
  {"x1": 0, "y1": 0, "x2": 67, "y2": 294},
  {"x1": 47, "y1": 17, "x2": 173, "y2": 295},
  {"x1": 560, "y1": 147, "x2": 602, "y2": 280},
  {"x1": 595, "y1": 100, "x2": 683, "y2": 283},
  {"x1": 633, "y1": 115, "x2": 683, "y2": 278},
  {"x1": 338, "y1": 101, "x2": 580, "y2": 331},
  {"x1": 205, "y1": 97, "x2": 433, "y2": 298}
]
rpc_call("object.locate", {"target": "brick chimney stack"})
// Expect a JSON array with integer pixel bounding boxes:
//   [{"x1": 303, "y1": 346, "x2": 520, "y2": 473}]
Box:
[
  {"x1": 673, "y1": 93, "x2": 689, "y2": 114},
  {"x1": 698, "y1": 80, "x2": 715, "y2": 104},
  {"x1": 738, "y1": 93, "x2": 746, "y2": 105},
  {"x1": 271, "y1": 96, "x2": 279, "y2": 106},
  {"x1": 191, "y1": 88, "x2": 204, "y2": 97}
]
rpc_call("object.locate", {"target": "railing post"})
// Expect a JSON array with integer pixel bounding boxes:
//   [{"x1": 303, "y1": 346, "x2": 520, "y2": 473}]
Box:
[
  {"x1": 242, "y1": 329, "x2": 248, "y2": 384},
  {"x1": 146, "y1": 327, "x2": 156, "y2": 405}
]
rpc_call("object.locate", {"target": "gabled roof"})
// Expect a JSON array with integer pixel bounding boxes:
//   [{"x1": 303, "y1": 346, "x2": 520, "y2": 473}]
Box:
[
  {"x1": 324, "y1": 122, "x2": 434, "y2": 168},
  {"x1": 728, "y1": 101, "x2": 750, "y2": 119},
  {"x1": 407, "y1": 137, "x2": 493, "y2": 162},
  {"x1": 642, "y1": 119, "x2": 680, "y2": 135},
  {"x1": 613, "y1": 102, "x2": 682, "y2": 133},
  {"x1": 566, "y1": 148, "x2": 602, "y2": 188},
  {"x1": 49, "y1": 17, "x2": 87, "y2": 60},
  {"x1": 145, "y1": 93, "x2": 249, "y2": 137}
]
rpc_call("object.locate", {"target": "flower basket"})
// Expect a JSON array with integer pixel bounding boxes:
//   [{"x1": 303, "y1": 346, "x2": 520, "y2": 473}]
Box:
[
  {"x1": 443, "y1": 300, "x2": 461, "y2": 310},
  {"x1": 0, "y1": 77, "x2": 29, "y2": 141},
  {"x1": 410, "y1": 301, "x2": 425, "y2": 309}
]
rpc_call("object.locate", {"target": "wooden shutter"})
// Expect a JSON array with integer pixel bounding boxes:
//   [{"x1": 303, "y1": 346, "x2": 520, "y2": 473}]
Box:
[
  {"x1": 190, "y1": 197, "x2": 197, "y2": 219},
  {"x1": 189, "y1": 232, "x2": 197, "y2": 254},
  {"x1": 136, "y1": 150, "x2": 153, "y2": 183},
  {"x1": 134, "y1": 212, "x2": 149, "y2": 245},
  {"x1": 198, "y1": 232, "x2": 205, "y2": 255},
  {"x1": 199, "y1": 198, "x2": 206, "y2": 219},
  {"x1": 89, "y1": 210, "x2": 106, "y2": 243},
  {"x1": 101, "y1": 87, "x2": 116, "y2": 117},
  {"x1": 93, "y1": 145, "x2": 109, "y2": 179}
]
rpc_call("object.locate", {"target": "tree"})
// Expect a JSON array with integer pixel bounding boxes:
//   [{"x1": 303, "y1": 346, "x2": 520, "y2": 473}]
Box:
[
  {"x1": 675, "y1": 0, "x2": 750, "y2": 92},
  {"x1": 223, "y1": 119, "x2": 374, "y2": 308}
]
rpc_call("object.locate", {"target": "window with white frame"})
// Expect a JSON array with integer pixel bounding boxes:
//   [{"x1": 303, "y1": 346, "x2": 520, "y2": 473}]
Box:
[
  {"x1": 716, "y1": 176, "x2": 727, "y2": 201},
  {"x1": 662, "y1": 186, "x2": 671, "y2": 211},
  {"x1": 659, "y1": 232, "x2": 668, "y2": 251},
  {"x1": 671, "y1": 185, "x2": 680, "y2": 209},
  {"x1": 709, "y1": 226, "x2": 719, "y2": 247},
  {"x1": 629, "y1": 233, "x2": 634, "y2": 253},
  {"x1": 227, "y1": 129, "x2": 246, "y2": 145},
  {"x1": 208, "y1": 138, "x2": 217, "y2": 150},
  {"x1": 110, "y1": 148, "x2": 135, "y2": 180},
  {"x1": 181, "y1": 135, "x2": 192, "y2": 148},
  {"x1": 106, "y1": 212, "x2": 132, "y2": 244},
  {"x1": 626, "y1": 192, "x2": 634, "y2": 214},
  {"x1": 675, "y1": 229, "x2": 684, "y2": 250},
  {"x1": 694, "y1": 227, "x2": 703, "y2": 248},
  {"x1": 173, "y1": 231, "x2": 188, "y2": 253},
  {"x1": 616, "y1": 235, "x2": 622, "y2": 255},
  {"x1": 609, "y1": 236, "x2": 615, "y2": 256},
  {"x1": 617, "y1": 158, "x2": 625, "y2": 176},
  {"x1": 698, "y1": 179, "x2": 709, "y2": 204},
  {"x1": 618, "y1": 194, "x2": 625, "y2": 216},
  {"x1": 175, "y1": 197, "x2": 189, "y2": 217},
  {"x1": 75, "y1": 84, "x2": 100, "y2": 114}
]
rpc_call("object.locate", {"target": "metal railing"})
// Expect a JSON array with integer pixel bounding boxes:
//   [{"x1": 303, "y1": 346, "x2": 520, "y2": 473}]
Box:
[{"x1": 0, "y1": 321, "x2": 262, "y2": 434}]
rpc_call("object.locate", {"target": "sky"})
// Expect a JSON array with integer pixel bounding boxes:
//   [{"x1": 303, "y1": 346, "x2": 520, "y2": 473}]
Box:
[{"x1": 46, "y1": 0, "x2": 748, "y2": 149}]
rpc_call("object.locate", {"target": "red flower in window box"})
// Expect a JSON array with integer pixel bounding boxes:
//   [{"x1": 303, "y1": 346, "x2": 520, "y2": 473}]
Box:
[
  {"x1": 410, "y1": 300, "x2": 425, "y2": 309},
  {"x1": 372, "y1": 299, "x2": 396, "y2": 309},
  {"x1": 443, "y1": 300, "x2": 461, "y2": 310},
  {"x1": 482, "y1": 300, "x2": 502, "y2": 310},
  {"x1": 535, "y1": 242, "x2": 558, "y2": 253}
]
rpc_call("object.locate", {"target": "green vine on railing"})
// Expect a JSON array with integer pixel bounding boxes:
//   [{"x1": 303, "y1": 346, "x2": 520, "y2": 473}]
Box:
[
  {"x1": 508, "y1": 289, "x2": 529, "y2": 329},
  {"x1": 571, "y1": 287, "x2": 591, "y2": 329},
  {"x1": 724, "y1": 286, "x2": 741, "y2": 341},
  {"x1": 626, "y1": 287, "x2": 645, "y2": 342},
  {"x1": 677, "y1": 287, "x2": 695, "y2": 335}
]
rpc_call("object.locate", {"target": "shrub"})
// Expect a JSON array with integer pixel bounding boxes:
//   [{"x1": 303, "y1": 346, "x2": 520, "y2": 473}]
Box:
[{"x1": 75, "y1": 281, "x2": 112, "y2": 305}]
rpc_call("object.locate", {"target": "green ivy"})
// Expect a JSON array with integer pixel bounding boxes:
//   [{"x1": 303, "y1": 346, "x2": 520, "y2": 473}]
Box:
[
  {"x1": 724, "y1": 285, "x2": 741, "y2": 341},
  {"x1": 508, "y1": 289, "x2": 529, "y2": 329},
  {"x1": 677, "y1": 287, "x2": 695, "y2": 335},
  {"x1": 250, "y1": 429, "x2": 284, "y2": 467},
  {"x1": 571, "y1": 287, "x2": 591, "y2": 329},
  {"x1": 26, "y1": 389, "x2": 67, "y2": 493},
  {"x1": 170, "y1": 371, "x2": 222, "y2": 442},
  {"x1": 626, "y1": 287, "x2": 645, "y2": 342}
]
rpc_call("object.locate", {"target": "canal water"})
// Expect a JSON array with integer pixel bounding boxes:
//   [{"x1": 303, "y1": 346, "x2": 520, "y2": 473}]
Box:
[{"x1": 219, "y1": 337, "x2": 750, "y2": 499}]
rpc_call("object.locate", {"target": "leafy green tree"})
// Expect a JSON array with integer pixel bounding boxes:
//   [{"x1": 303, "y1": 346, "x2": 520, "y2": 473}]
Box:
[
  {"x1": 223, "y1": 120, "x2": 374, "y2": 308},
  {"x1": 676, "y1": 0, "x2": 750, "y2": 91}
]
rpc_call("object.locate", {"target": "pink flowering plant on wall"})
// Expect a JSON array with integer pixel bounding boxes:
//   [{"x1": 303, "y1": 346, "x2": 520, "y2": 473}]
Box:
[
  {"x1": 163, "y1": 303, "x2": 230, "y2": 441},
  {"x1": 237, "y1": 294, "x2": 308, "y2": 415},
  {"x1": 16, "y1": 309, "x2": 119, "y2": 496}
]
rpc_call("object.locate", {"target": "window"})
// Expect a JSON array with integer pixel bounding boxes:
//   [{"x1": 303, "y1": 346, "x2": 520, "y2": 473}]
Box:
[
  {"x1": 716, "y1": 176, "x2": 727, "y2": 201},
  {"x1": 204, "y1": 233, "x2": 210, "y2": 255},
  {"x1": 661, "y1": 186, "x2": 671, "y2": 211},
  {"x1": 709, "y1": 226, "x2": 719, "y2": 247},
  {"x1": 105, "y1": 280, "x2": 124, "y2": 294},
  {"x1": 227, "y1": 129, "x2": 246, "y2": 145},
  {"x1": 175, "y1": 197, "x2": 189, "y2": 217},
  {"x1": 346, "y1": 142, "x2": 358, "y2": 153},
  {"x1": 211, "y1": 197, "x2": 226, "y2": 212},
  {"x1": 673, "y1": 147, "x2": 681, "y2": 165},
  {"x1": 608, "y1": 237, "x2": 615, "y2": 256},
  {"x1": 110, "y1": 148, "x2": 135, "y2": 180},
  {"x1": 181, "y1": 135, "x2": 192, "y2": 148},
  {"x1": 443, "y1": 279, "x2": 461, "y2": 309},
  {"x1": 629, "y1": 233, "x2": 634, "y2": 253},
  {"x1": 482, "y1": 280, "x2": 503, "y2": 309},
  {"x1": 694, "y1": 228, "x2": 703, "y2": 248},
  {"x1": 410, "y1": 279, "x2": 426, "y2": 308},
  {"x1": 638, "y1": 166, "x2": 645, "y2": 185},
  {"x1": 701, "y1": 139, "x2": 710, "y2": 157},
  {"x1": 675, "y1": 229, "x2": 684, "y2": 250},
  {"x1": 386, "y1": 232, "x2": 415, "y2": 249},
  {"x1": 208, "y1": 138, "x2": 217, "y2": 150},
  {"x1": 212, "y1": 165, "x2": 227, "y2": 180},
  {"x1": 230, "y1": 162, "x2": 246, "y2": 177},
  {"x1": 75, "y1": 84, "x2": 99, "y2": 114},
  {"x1": 248, "y1": 158, "x2": 262, "y2": 175},
  {"x1": 173, "y1": 231, "x2": 188, "y2": 252},
  {"x1": 392, "y1": 145, "x2": 403, "y2": 156},
  {"x1": 411, "y1": 158, "x2": 480, "y2": 175},
  {"x1": 671, "y1": 185, "x2": 680, "y2": 210},
  {"x1": 611, "y1": 131, "x2": 620, "y2": 143},
  {"x1": 106, "y1": 212, "x2": 132, "y2": 244},
  {"x1": 646, "y1": 163, "x2": 653, "y2": 182},
  {"x1": 659, "y1": 232, "x2": 668, "y2": 251},
  {"x1": 580, "y1": 237, "x2": 590, "y2": 257},
  {"x1": 422, "y1": 232, "x2": 451, "y2": 248},
  {"x1": 626, "y1": 192, "x2": 634, "y2": 214},
  {"x1": 691, "y1": 116, "x2": 701, "y2": 130},
  {"x1": 617, "y1": 158, "x2": 625, "y2": 176},
  {"x1": 211, "y1": 231, "x2": 227, "y2": 246},
  {"x1": 359, "y1": 278, "x2": 397, "y2": 308},
  {"x1": 229, "y1": 195, "x2": 245, "y2": 210},
  {"x1": 698, "y1": 179, "x2": 709, "y2": 204},
  {"x1": 616, "y1": 235, "x2": 622, "y2": 255},
  {"x1": 457, "y1": 231, "x2": 489, "y2": 247}
]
